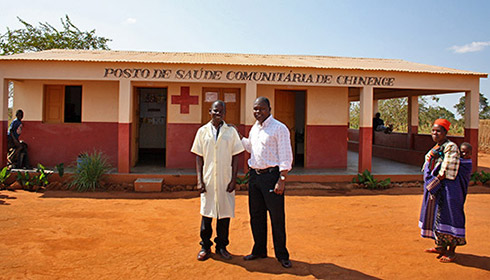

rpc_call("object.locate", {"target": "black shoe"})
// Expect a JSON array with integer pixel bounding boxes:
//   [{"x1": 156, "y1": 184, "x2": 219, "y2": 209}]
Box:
[
  {"x1": 216, "y1": 248, "x2": 232, "y2": 260},
  {"x1": 197, "y1": 248, "x2": 211, "y2": 261},
  {"x1": 279, "y1": 259, "x2": 292, "y2": 268},
  {"x1": 243, "y1": 254, "x2": 267, "y2": 261}
]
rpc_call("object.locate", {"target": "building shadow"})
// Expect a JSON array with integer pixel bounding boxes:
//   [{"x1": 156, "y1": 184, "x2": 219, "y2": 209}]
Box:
[
  {"x1": 210, "y1": 255, "x2": 380, "y2": 279},
  {"x1": 0, "y1": 193, "x2": 17, "y2": 205},
  {"x1": 454, "y1": 253, "x2": 490, "y2": 271}
]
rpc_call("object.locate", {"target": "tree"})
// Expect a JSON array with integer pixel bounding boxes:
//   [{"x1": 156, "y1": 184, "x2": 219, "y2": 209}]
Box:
[
  {"x1": 454, "y1": 93, "x2": 490, "y2": 119},
  {"x1": 0, "y1": 15, "x2": 111, "y2": 55},
  {"x1": 419, "y1": 104, "x2": 463, "y2": 135},
  {"x1": 377, "y1": 98, "x2": 408, "y2": 132}
]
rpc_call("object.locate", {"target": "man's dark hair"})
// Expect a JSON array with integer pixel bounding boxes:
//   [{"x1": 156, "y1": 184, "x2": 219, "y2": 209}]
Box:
[
  {"x1": 212, "y1": 100, "x2": 226, "y2": 112},
  {"x1": 255, "y1": 96, "x2": 271, "y2": 109}
]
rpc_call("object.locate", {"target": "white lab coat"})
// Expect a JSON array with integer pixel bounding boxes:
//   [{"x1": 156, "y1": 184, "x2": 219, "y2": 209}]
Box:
[{"x1": 191, "y1": 122, "x2": 244, "y2": 218}]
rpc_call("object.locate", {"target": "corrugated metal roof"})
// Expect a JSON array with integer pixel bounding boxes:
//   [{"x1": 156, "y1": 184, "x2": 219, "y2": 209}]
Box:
[{"x1": 0, "y1": 49, "x2": 487, "y2": 77}]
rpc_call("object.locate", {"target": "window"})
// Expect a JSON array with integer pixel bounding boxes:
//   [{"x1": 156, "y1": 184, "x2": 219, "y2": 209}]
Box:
[{"x1": 44, "y1": 85, "x2": 82, "y2": 123}]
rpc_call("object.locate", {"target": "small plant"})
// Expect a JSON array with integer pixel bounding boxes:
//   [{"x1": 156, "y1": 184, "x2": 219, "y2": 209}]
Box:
[
  {"x1": 0, "y1": 166, "x2": 11, "y2": 189},
  {"x1": 56, "y1": 163, "x2": 64, "y2": 177},
  {"x1": 236, "y1": 171, "x2": 250, "y2": 185},
  {"x1": 470, "y1": 170, "x2": 490, "y2": 185},
  {"x1": 31, "y1": 163, "x2": 51, "y2": 187},
  {"x1": 70, "y1": 151, "x2": 112, "y2": 192},
  {"x1": 470, "y1": 171, "x2": 481, "y2": 184},
  {"x1": 16, "y1": 171, "x2": 31, "y2": 189},
  {"x1": 478, "y1": 171, "x2": 490, "y2": 184},
  {"x1": 353, "y1": 169, "x2": 391, "y2": 190}
]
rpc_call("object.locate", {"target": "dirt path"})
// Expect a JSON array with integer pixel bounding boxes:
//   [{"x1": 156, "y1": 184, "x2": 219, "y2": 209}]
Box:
[{"x1": 1, "y1": 186, "x2": 489, "y2": 279}]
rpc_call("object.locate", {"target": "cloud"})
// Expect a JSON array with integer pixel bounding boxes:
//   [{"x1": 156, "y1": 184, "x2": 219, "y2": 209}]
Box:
[
  {"x1": 449, "y1": 41, "x2": 490, "y2": 53},
  {"x1": 125, "y1": 18, "x2": 137, "y2": 24}
]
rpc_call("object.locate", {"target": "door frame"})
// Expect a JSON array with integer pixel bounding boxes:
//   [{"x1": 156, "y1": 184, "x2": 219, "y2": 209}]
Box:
[
  {"x1": 274, "y1": 89, "x2": 307, "y2": 167},
  {"x1": 131, "y1": 86, "x2": 168, "y2": 167}
]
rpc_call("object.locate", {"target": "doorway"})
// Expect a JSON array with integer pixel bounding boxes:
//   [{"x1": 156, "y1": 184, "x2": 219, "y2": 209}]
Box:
[
  {"x1": 274, "y1": 90, "x2": 306, "y2": 167},
  {"x1": 134, "y1": 87, "x2": 167, "y2": 166}
]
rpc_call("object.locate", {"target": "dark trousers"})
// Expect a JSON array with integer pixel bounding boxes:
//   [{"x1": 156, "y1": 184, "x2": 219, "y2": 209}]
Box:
[
  {"x1": 200, "y1": 216, "x2": 230, "y2": 250},
  {"x1": 248, "y1": 169, "x2": 289, "y2": 260}
]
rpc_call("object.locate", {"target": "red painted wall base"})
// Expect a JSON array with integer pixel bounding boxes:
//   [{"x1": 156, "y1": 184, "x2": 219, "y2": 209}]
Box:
[
  {"x1": 20, "y1": 121, "x2": 118, "y2": 168},
  {"x1": 306, "y1": 125, "x2": 347, "y2": 168}
]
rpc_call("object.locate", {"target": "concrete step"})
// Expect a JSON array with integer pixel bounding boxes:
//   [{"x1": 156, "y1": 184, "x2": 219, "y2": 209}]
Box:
[{"x1": 134, "y1": 178, "x2": 164, "y2": 192}]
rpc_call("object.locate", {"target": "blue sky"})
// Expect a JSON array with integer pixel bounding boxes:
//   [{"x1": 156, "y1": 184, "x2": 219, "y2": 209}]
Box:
[{"x1": 1, "y1": 0, "x2": 489, "y2": 117}]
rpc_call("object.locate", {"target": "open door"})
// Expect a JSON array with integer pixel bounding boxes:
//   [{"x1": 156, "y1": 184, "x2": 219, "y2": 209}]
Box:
[
  {"x1": 134, "y1": 87, "x2": 167, "y2": 166},
  {"x1": 274, "y1": 90, "x2": 306, "y2": 167}
]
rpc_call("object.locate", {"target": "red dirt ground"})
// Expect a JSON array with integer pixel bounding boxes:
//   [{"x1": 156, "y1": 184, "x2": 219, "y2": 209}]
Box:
[{"x1": 1, "y1": 154, "x2": 490, "y2": 279}]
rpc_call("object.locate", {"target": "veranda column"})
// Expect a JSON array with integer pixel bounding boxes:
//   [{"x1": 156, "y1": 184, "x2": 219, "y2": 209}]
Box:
[
  {"x1": 359, "y1": 86, "x2": 373, "y2": 172},
  {"x1": 0, "y1": 79, "x2": 8, "y2": 167},
  {"x1": 407, "y1": 96, "x2": 419, "y2": 149},
  {"x1": 465, "y1": 87, "x2": 479, "y2": 171},
  {"x1": 118, "y1": 79, "x2": 132, "y2": 173},
  {"x1": 242, "y1": 82, "x2": 257, "y2": 171}
]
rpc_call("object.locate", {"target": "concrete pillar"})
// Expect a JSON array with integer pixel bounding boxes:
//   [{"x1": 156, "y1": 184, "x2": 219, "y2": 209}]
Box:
[
  {"x1": 407, "y1": 96, "x2": 419, "y2": 149},
  {"x1": 358, "y1": 86, "x2": 373, "y2": 173},
  {"x1": 0, "y1": 79, "x2": 8, "y2": 167},
  {"x1": 244, "y1": 82, "x2": 257, "y2": 125},
  {"x1": 242, "y1": 82, "x2": 257, "y2": 172},
  {"x1": 118, "y1": 80, "x2": 132, "y2": 173},
  {"x1": 464, "y1": 86, "x2": 479, "y2": 171}
]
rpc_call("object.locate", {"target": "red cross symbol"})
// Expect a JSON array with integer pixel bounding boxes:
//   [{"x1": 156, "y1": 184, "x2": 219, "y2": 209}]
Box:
[{"x1": 171, "y1": 86, "x2": 199, "y2": 114}]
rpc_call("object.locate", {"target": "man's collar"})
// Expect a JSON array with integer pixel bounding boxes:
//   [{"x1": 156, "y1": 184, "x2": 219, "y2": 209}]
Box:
[{"x1": 257, "y1": 115, "x2": 273, "y2": 127}]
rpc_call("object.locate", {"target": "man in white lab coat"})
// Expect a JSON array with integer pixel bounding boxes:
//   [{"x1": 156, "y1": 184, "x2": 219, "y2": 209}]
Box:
[{"x1": 191, "y1": 100, "x2": 244, "y2": 261}]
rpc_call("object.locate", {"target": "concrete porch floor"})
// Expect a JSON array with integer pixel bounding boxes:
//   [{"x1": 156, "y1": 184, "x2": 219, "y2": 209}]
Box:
[{"x1": 126, "y1": 151, "x2": 423, "y2": 184}]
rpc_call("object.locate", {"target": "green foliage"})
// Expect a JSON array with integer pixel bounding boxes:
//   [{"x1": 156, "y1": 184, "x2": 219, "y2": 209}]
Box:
[
  {"x1": 454, "y1": 93, "x2": 490, "y2": 120},
  {"x1": 0, "y1": 167, "x2": 11, "y2": 189},
  {"x1": 32, "y1": 164, "x2": 51, "y2": 187},
  {"x1": 0, "y1": 15, "x2": 111, "y2": 55},
  {"x1": 16, "y1": 171, "x2": 31, "y2": 188},
  {"x1": 236, "y1": 171, "x2": 250, "y2": 185},
  {"x1": 349, "y1": 101, "x2": 360, "y2": 129},
  {"x1": 471, "y1": 170, "x2": 490, "y2": 184},
  {"x1": 70, "y1": 151, "x2": 112, "y2": 192},
  {"x1": 0, "y1": 166, "x2": 11, "y2": 183},
  {"x1": 353, "y1": 169, "x2": 391, "y2": 189},
  {"x1": 378, "y1": 98, "x2": 408, "y2": 132},
  {"x1": 56, "y1": 163, "x2": 65, "y2": 177}
]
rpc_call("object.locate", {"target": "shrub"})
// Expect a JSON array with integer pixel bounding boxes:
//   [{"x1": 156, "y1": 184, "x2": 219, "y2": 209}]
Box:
[
  {"x1": 0, "y1": 167, "x2": 11, "y2": 189},
  {"x1": 236, "y1": 171, "x2": 250, "y2": 185},
  {"x1": 70, "y1": 151, "x2": 111, "y2": 192},
  {"x1": 353, "y1": 169, "x2": 391, "y2": 190},
  {"x1": 471, "y1": 170, "x2": 490, "y2": 185}
]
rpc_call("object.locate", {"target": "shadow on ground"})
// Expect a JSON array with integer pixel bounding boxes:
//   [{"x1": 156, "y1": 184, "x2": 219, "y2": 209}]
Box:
[
  {"x1": 0, "y1": 193, "x2": 17, "y2": 205},
  {"x1": 209, "y1": 254, "x2": 380, "y2": 279},
  {"x1": 454, "y1": 253, "x2": 490, "y2": 271}
]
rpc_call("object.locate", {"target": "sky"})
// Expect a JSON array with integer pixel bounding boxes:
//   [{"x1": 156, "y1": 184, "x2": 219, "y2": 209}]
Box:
[{"x1": 1, "y1": 0, "x2": 489, "y2": 117}]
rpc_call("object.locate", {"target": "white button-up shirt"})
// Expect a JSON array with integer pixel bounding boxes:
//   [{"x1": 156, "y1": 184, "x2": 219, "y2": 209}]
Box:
[{"x1": 241, "y1": 115, "x2": 293, "y2": 171}]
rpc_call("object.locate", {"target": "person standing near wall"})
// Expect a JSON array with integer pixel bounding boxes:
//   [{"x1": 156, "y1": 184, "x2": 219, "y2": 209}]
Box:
[
  {"x1": 191, "y1": 100, "x2": 244, "y2": 261},
  {"x1": 237, "y1": 96, "x2": 293, "y2": 268},
  {"x1": 7, "y1": 109, "x2": 29, "y2": 169}
]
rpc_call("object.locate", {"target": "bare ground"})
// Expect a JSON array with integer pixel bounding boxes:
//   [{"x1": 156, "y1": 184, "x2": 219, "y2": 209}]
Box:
[
  {"x1": 1, "y1": 152, "x2": 490, "y2": 279},
  {"x1": 1, "y1": 183, "x2": 490, "y2": 279}
]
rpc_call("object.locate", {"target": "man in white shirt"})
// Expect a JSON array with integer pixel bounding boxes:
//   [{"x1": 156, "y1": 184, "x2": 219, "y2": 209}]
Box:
[
  {"x1": 238, "y1": 96, "x2": 293, "y2": 268},
  {"x1": 191, "y1": 100, "x2": 245, "y2": 261}
]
